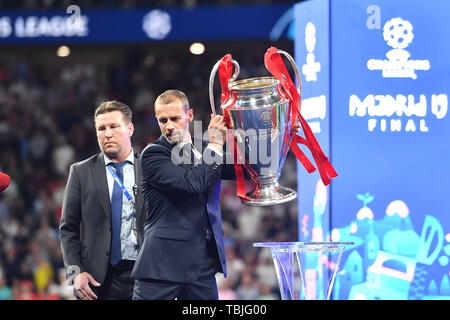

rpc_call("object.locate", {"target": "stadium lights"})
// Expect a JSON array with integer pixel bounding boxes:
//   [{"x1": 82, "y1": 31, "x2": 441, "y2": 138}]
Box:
[
  {"x1": 57, "y1": 45, "x2": 71, "y2": 57},
  {"x1": 189, "y1": 42, "x2": 205, "y2": 55}
]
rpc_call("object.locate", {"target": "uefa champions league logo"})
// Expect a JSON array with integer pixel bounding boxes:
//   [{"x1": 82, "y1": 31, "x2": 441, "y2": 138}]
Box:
[
  {"x1": 367, "y1": 17, "x2": 430, "y2": 79},
  {"x1": 350, "y1": 15, "x2": 448, "y2": 134}
]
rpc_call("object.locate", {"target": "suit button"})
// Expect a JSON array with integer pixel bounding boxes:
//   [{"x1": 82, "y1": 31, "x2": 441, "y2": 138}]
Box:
[{"x1": 105, "y1": 251, "x2": 110, "y2": 257}]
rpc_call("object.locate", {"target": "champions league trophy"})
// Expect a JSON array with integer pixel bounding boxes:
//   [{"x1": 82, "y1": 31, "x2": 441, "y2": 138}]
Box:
[
  {"x1": 210, "y1": 49, "x2": 348, "y2": 299},
  {"x1": 209, "y1": 48, "x2": 298, "y2": 206},
  {"x1": 209, "y1": 47, "x2": 337, "y2": 206}
]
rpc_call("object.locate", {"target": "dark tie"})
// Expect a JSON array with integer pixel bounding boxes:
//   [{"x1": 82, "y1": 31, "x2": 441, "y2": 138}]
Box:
[{"x1": 109, "y1": 161, "x2": 126, "y2": 266}]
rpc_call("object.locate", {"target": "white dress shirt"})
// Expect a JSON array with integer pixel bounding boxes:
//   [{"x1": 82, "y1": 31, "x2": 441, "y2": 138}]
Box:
[{"x1": 103, "y1": 149, "x2": 138, "y2": 261}]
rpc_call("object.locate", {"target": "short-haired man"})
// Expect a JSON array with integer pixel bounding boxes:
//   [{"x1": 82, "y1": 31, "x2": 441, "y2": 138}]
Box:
[
  {"x1": 131, "y1": 90, "x2": 237, "y2": 300},
  {"x1": 59, "y1": 100, "x2": 145, "y2": 300}
]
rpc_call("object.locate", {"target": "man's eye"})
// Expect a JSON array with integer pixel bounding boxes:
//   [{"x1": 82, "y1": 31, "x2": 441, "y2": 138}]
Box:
[{"x1": 159, "y1": 119, "x2": 167, "y2": 124}]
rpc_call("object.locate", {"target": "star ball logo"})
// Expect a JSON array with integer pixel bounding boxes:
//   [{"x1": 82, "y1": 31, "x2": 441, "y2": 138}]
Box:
[
  {"x1": 367, "y1": 17, "x2": 430, "y2": 80},
  {"x1": 142, "y1": 9, "x2": 171, "y2": 40}
]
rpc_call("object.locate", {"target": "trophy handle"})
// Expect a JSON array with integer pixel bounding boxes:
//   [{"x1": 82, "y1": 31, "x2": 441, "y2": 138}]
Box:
[
  {"x1": 209, "y1": 58, "x2": 240, "y2": 115},
  {"x1": 274, "y1": 49, "x2": 302, "y2": 105}
]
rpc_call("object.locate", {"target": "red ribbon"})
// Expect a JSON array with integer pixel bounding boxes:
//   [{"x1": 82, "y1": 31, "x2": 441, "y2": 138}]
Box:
[
  {"x1": 216, "y1": 48, "x2": 337, "y2": 203},
  {"x1": 217, "y1": 54, "x2": 249, "y2": 199},
  {"x1": 218, "y1": 54, "x2": 233, "y2": 127},
  {"x1": 264, "y1": 47, "x2": 338, "y2": 186}
]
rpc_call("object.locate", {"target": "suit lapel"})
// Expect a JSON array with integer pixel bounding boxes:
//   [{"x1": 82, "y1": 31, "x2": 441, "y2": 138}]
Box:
[
  {"x1": 158, "y1": 134, "x2": 174, "y2": 151},
  {"x1": 92, "y1": 153, "x2": 111, "y2": 223},
  {"x1": 159, "y1": 135, "x2": 194, "y2": 168}
]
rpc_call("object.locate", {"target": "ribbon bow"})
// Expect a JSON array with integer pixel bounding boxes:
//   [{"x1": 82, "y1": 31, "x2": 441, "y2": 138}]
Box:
[{"x1": 264, "y1": 47, "x2": 338, "y2": 186}]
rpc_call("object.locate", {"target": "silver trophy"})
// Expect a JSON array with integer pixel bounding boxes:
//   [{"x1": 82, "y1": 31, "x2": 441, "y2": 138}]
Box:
[{"x1": 209, "y1": 49, "x2": 301, "y2": 206}]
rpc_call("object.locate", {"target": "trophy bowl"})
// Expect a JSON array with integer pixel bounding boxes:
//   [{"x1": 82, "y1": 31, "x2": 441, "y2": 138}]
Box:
[
  {"x1": 223, "y1": 76, "x2": 296, "y2": 206},
  {"x1": 209, "y1": 48, "x2": 337, "y2": 205}
]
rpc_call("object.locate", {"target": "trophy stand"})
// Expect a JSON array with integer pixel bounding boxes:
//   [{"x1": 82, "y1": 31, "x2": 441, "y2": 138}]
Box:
[{"x1": 253, "y1": 242, "x2": 353, "y2": 300}]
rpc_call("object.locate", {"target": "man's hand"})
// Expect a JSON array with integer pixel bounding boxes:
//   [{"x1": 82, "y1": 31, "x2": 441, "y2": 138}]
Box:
[
  {"x1": 73, "y1": 272, "x2": 101, "y2": 300},
  {"x1": 208, "y1": 114, "x2": 227, "y2": 147}
]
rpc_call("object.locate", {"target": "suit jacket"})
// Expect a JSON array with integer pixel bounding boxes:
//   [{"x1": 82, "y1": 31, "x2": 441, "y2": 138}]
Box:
[
  {"x1": 131, "y1": 135, "x2": 236, "y2": 283},
  {"x1": 59, "y1": 152, "x2": 145, "y2": 285}
]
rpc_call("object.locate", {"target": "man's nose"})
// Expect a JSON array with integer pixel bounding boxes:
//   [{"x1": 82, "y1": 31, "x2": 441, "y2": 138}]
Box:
[
  {"x1": 166, "y1": 121, "x2": 174, "y2": 130},
  {"x1": 105, "y1": 127, "x2": 113, "y2": 137}
]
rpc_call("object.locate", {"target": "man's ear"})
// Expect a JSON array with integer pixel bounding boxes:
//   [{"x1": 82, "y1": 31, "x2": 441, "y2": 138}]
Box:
[
  {"x1": 187, "y1": 108, "x2": 194, "y2": 123},
  {"x1": 128, "y1": 122, "x2": 135, "y2": 137}
]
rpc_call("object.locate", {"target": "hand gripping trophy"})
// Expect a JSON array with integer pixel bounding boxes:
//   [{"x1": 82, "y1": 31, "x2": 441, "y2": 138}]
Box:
[{"x1": 209, "y1": 47, "x2": 338, "y2": 206}]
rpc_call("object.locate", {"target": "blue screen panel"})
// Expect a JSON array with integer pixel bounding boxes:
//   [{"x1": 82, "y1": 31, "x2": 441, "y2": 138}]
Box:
[
  {"x1": 295, "y1": 0, "x2": 331, "y2": 245},
  {"x1": 295, "y1": 0, "x2": 450, "y2": 300},
  {"x1": 330, "y1": 0, "x2": 450, "y2": 300}
]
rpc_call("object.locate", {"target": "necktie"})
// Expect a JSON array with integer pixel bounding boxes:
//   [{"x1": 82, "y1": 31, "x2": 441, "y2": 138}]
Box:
[
  {"x1": 182, "y1": 143, "x2": 197, "y2": 166},
  {"x1": 109, "y1": 161, "x2": 126, "y2": 266}
]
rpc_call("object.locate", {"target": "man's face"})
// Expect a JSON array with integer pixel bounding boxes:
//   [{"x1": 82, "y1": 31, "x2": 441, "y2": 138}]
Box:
[
  {"x1": 155, "y1": 99, "x2": 193, "y2": 144},
  {"x1": 95, "y1": 110, "x2": 134, "y2": 161}
]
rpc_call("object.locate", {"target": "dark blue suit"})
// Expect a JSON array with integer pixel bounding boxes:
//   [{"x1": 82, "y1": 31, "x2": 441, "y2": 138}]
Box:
[{"x1": 131, "y1": 135, "x2": 236, "y2": 299}]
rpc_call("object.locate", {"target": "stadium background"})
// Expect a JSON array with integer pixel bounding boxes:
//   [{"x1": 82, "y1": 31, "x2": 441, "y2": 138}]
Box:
[{"x1": 0, "y1": 0, "x2": 300, "y2": 300}]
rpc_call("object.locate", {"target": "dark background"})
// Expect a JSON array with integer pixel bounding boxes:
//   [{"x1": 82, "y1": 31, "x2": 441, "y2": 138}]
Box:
[{"x1": 0, "y1": 0, "x2": 300, "y2": 300}]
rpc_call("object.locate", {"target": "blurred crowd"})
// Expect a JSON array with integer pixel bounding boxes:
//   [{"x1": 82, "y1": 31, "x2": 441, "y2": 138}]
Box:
[
  {"x1": 0, "y1": 0, "x2": 298, "y2": 10},
  {"x1": 0, "y1": 41, "x2": 298, "y2": 300}
]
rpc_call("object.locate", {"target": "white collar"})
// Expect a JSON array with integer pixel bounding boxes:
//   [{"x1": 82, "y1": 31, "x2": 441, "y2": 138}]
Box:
[{"x1": 103, "y1": 148, "x2": 134, "y2": 166}]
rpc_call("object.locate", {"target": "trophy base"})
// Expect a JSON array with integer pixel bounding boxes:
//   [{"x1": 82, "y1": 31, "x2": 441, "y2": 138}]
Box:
[{"x1": 242, "y1": 185, "x2": 297, "y2": 206}]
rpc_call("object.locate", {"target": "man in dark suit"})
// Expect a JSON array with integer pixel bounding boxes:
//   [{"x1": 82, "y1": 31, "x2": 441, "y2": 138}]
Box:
[
  {"x1": 131, "y1": 89, "x2": 236, "y2": 300},
  {"x1": 59, "y1": 100, "x2": 145, "y2": 300}
]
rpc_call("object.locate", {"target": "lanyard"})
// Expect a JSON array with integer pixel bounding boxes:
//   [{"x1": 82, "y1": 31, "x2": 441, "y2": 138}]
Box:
[
  {"x1": 107, "y1": 164, "x2": 135, "y2": 205},
  {"x1": 107, "y1": 162, "x2": 139, "y2": 248}
]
